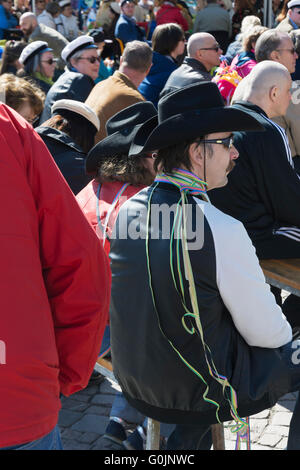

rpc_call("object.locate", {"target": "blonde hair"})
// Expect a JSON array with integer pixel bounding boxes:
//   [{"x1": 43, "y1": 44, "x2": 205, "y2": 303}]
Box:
[
  {"x1": 0, "y1": 73, "x2": 45, "y2": 116},
  {"x1": 240, "y1": 14, "x2": 261, "y2": 34}
]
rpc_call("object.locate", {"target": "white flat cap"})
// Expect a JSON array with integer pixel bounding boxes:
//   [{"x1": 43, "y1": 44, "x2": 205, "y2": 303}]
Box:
[
  {"x1": 61, "y1": 35, "x2": 97, "y2": 62},
  {"x1": 19, "y1": 41, "x2": 52, "y2": 65},
  {"x1": 59, "y1": 0, "x2": 71, "y2": 7},
  {"x1": 51, "y1": 99, "x2": 100, "y2": 131},
  {"x1": 110, "y1": 2, "x2": 121, "y2": 14},
  {"x1": 288, "y1": 0, "x2": 300, "y2": 8}
]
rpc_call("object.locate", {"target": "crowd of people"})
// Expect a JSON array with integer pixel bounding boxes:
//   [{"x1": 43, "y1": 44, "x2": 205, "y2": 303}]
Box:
[{"x1": 2, "y1": 0, "x2": 300, "y2": 453}]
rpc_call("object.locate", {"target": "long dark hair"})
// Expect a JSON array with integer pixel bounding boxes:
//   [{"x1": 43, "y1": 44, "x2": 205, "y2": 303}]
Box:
[
  {"x1": 96, "y1": 153, "x2": 154, "y2": 186},
  {"x1": 42, "y1": 112, "x2": 97, "y2": 154}
]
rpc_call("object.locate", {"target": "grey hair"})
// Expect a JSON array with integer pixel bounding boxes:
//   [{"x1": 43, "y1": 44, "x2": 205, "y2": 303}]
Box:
[
  {"x1": 255, "y1": 29, "x2": 290, "y2": 62},
  {"x1": 121, "y1": 40, "x2": 153, "y2": 73},
  {"x1": 68, "y1": 49, "x2": 83, "y2": 67}
]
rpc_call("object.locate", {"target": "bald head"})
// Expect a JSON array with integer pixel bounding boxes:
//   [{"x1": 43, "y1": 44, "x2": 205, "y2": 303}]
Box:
[
  {"x1": 19, "y1": 12, "x2": 37, "y2": 37},
  {"x1": 187, "y1": 32, "x2": 222, "y2": 71},
  {"x1": 187, "y1": 32, "x2": 216, "y2": 58},
  {"x1": 232, "y1": 61, "x2": 292, "y2": 117}
]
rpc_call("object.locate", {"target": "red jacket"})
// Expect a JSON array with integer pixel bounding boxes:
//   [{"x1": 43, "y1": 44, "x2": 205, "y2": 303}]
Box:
[
  {"x1": 0, "y1": 104, "x2": 111, "y2": 447},
  {"x1": 155, "y1": 3, "x2": 189, "y2": 31}
]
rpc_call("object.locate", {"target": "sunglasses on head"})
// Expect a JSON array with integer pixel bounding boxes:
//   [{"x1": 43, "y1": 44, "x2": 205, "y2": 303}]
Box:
[
  {"x1": 41, "y1": 58, "x2": 57, "y2": 65},
  {"x1": 199, "y1": 135, "x2": 234, "y2": 149},
  {"x1": 77, "y1": 56, "x2": 101, "y2": 64}
]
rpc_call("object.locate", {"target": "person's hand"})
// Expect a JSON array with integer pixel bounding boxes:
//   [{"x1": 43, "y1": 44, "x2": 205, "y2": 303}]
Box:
[{"x1": 104, "y1": 58, "x2": 114, "y2": 68}]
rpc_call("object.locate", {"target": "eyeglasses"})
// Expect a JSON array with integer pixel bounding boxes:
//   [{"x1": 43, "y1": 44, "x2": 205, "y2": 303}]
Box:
[
  {"x1": 77, "y1": 56, "x2": 101, "y2": 64},
  {"x1": 200, "y1": 135, "x2": 234, "y2": 149},
  {"x1": 276, "y1": 47, "x2": 297, "y2": 54},
  {"x1": 198, "y1": 44, "x2": 220, "y2": 52},
  {"x1": 41, "y1": 58, "x2": 57, "y2": 65}
]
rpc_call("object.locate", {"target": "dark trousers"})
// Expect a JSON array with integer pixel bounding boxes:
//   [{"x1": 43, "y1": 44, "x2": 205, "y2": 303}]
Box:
[{"x1": 167, "y1": 424, "x2": 212, "y2": 450}]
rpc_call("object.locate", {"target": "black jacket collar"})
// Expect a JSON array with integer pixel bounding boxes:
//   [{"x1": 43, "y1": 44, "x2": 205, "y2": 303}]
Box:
[
  {"x1": 183, "y1": 57, "x2": 210, "y2": 74},
  {"x1": 233, "y1": 100, "x2": 268, "y2": 118}
]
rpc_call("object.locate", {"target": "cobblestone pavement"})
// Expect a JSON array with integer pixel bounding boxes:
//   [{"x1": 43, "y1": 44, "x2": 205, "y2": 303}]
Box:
[{"x1": 58, "y1": 375, "x2": 297, "y2": 451}]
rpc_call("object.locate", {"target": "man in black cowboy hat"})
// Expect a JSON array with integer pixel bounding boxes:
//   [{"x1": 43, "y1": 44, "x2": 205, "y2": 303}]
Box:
[
  {"x1": 77, "y1": 101, "x2": 174, "y2": 450},
  {"x1": 108, "y1": 80, "x2": 300, "y2": 449}
]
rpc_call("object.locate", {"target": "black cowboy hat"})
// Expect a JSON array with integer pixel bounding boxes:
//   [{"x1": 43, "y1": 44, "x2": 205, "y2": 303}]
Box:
[
  {"x1": 129, "y1": 81, "x2": 264, "y2": 156},
  {"x1": 85, "y1": 101, "x2": 158, "y2": 175}
]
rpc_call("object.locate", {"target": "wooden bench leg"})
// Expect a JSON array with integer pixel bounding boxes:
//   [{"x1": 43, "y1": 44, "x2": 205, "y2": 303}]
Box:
[
  {"x1": 146, "y1": 418, "x2": 160, "y2": 450},
  {"x1": 211, "y1": 423, "x2": 225, "y2": 450}
]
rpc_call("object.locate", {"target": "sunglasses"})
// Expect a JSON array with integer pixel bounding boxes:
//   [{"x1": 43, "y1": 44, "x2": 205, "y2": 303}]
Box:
[
  {"x1": 200, "y1": 135, "x2": 234, "y2": 149},
  {"x1": 41, "y1": 58, "x2": 57, "y2": 65},
  {"x1": 77, "y1": 56, "x2": 101, "y2": 64},
  {"x1": 199, "y1": 44, "x2": 220, "y2": 52},
  {"x1": 276, "y1": 47, "x2": 297, "y2": 54}
]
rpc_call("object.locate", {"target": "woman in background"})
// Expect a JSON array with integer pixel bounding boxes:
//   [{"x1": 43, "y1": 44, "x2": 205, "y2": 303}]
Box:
[
  {"x1": 88, "y1": 28, "x2": 114, "y2": 83},
  {"x1": 18, "y1": 40, "x2": 57, "y2": 94},
  {"x1": 0, "y1": 73, "x2": 45, "y2": 124},
  {"x1": 138, "y1": 23, "x2": 185, "y2": 107},
  {"x1": 36, "y1": 99, "x2": 100, "y2": 194},
  {"x1": 229, "y1": 24, "x2": 267, "y2": 77}
]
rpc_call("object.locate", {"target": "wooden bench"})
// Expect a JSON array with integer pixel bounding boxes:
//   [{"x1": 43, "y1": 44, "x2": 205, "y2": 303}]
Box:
[{"x1": 260, "y1": 259, "x2": 300, "y2": 297}]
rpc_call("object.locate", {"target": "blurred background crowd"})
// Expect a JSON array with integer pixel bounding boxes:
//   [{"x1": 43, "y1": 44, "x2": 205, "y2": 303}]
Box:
[{"x1": 0, "y1": 0, "x2": 298, "y2": 196}]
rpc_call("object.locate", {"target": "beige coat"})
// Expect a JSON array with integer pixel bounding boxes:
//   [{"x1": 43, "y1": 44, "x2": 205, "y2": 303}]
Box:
[
  {"x1": 85, "y1": 70, "x2": 145, "y2": 143},
  {"x1": 273, "y1": 81, "x2": 300, "y2": 158}
]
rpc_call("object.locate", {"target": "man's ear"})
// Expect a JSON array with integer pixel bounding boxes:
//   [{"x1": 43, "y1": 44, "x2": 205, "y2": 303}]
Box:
[
  {"x1": 195, "y1": 49, "x2": 202, "y2": 61},
  {"x1": 269, "y1": 50, "x2": 280, "y2": 62},
  {"x1": 269, "y1": 84, "x2": 278, "y2": 102},
  {"x1": 188, "y1": 141, "x2": 204, "y2": 169},
  {"x1": 144, "y1": 62, "x2": 152, "y2": 76}
]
